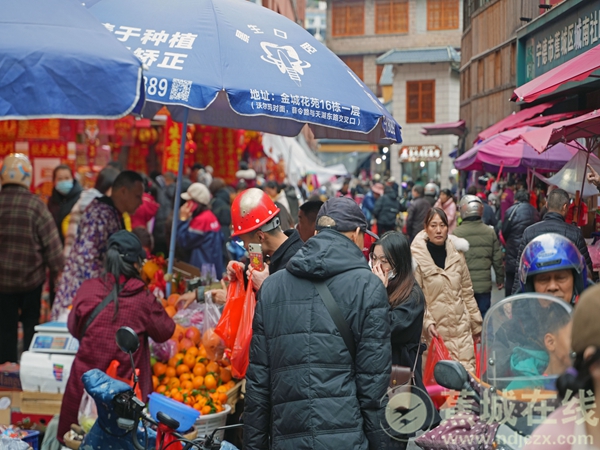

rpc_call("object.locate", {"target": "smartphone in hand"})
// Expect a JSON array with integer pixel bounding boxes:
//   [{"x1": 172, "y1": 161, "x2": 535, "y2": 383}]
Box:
[{"x1": 248, "y1": 243, "x2": 264, "y2": 271}]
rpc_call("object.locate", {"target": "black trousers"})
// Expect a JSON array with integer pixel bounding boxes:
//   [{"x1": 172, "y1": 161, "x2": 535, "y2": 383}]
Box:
[
  {"x1": 505, "y1": 271, "x2": 516, "y2": 298},
  {"x1": 0, "y1": 285, "x2": 43, "y2": 364}
]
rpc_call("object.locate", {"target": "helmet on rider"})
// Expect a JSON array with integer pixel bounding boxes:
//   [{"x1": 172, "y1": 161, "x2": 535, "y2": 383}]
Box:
[
  {"x1": 424, "y1": 182, "x2": 438, "y2": 197},
  {"x1": 0, "y1": 153, "x2": 32, "y2": 189},
  {"x1": 231, "y1": 187, "x2": 281, "y2": 241},
  {"x1": 458, "y1": 195, "x2": 483, "y2": 219},
  {"x1": 519, "y1": 233, "x2": 587, "y2": 304}
]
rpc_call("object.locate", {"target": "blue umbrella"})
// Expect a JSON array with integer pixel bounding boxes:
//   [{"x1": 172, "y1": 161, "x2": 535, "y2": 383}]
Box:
[
  {"x1": 87, "y1": 0, "x2": 402, "y2": 291},
  {"x1": 0, "y1": 0, "x2": 144, "y2": 119}
]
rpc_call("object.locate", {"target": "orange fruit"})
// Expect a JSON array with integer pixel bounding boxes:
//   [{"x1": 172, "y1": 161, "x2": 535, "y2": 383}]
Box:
[
  {"x1": 168, "y1": 353, "x2": 184, "y2": 367},
  {"x1": 193, "y1": 403, "x2": 203, "y2": 411},
  {"x1": 219, "y1": 367, "x2": 232, "y2": 383},
  {"x1": 172, "y1": 324, "x2": 186, "y2": 342},
  {"x1": 170, "y1": 388, "x2": 180, "y2": 397},
  {"x1": 201, "y1": 405, "x2": 212, "y2": 415},
  {"x1": 184, "y1": 395, "x2": 195, "y2": 406},
  {"x1": 218, "y1": 393, "x2": 228, "y2": 404},
  {"x1": 204, "y1": 374, "x2": 217, "y2": 390},
  {"x1": 156, "y1": 385, "x2": 167, "y2": 394},
  {"x1": 176, "y1": 364, "x2": 190, "y2": 376},
  {"x1": 206, "y1": 361, "x2": 220, "y2": 374},
  {"x1": 172, "y1": 391, "x2": 184, "y2": 403},
  {"x1": 186, "y1": 346, "x2": 199, "y2": 358},
  {"x1": 165, "y1": 306, "x2": 177, "y2": 318},
  {"x1": 161, "y1": 299, "x2": 168, "y2": 308},
  {"x1": 215, "y1": 404, "x2": 224, "y2": 413},
  {"x1": 225, "y1": 380, "x2": 236, "y2": 390},
  {"x1": 185, "y1": 327, "x2": 201, "y2": 345},
  {"x1": 195, "y1": 395, "x2": 207, "y2": 407},
  {"x1": 165, "y1": 367, "x2": 177, "y2": 378},
  {"x1": 183, "y1": 353, "x2": 196, "y2": 369},
  {"x1": 198, "y1": 345, "x2": 207, "y2": 359},
  {"x1": 160, "y1": 376, "x2": 170, "y2": 386},
  {"x1": 169, "y1": 378, "x2": 181, "y2": 389},
  {"x1": 178, "y1": 338, "x2": 194, "y2": 352},
  {"x1": 167, "y1": 294, "x2": 181, "y2": 306},
  {"x1": 192, "y1": 376, "x2": 204, "y2": 389},
  {"x1": 216, "y1": 385, "x2": 228, "y2": 394},
  {"x1": 181, "y1": 380, "x2": 193, "y2": 390},
  {"x1": 152, "y1": 375, "x2": 159, "y2": 390},
  {"x1": 153, "y1": 362, "x2": 167, "y2": 377},
  {"x1": 193, "y1": 363, "x2": 207, "y2": 377},
  {"x1": 179, "y1": 373, "x2": 192, "y2": 382}
]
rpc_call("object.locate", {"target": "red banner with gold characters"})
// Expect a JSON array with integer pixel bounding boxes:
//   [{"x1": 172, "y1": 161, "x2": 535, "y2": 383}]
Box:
[
  {"x1": 0, "y1": 119, "x2": 62, "y2": 141},
  {"x1": 194, "y1": 126, "x2": 245, "y2": 185},
  {"x1": 162, "y1": 116, "x2": 183, "y2": 175}
]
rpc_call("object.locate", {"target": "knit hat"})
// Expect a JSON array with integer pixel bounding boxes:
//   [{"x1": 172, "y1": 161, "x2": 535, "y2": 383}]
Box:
[
  {"x1": 181, "y1": 182, "x2": 210, "y2": 205},
  {"x1": 571, "y1": 284, "x2": 600, "y2": 353}
]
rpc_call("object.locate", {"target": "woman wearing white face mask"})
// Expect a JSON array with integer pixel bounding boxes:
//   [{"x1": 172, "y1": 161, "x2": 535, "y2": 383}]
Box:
[{"x1": 47, "y1": 164, "x2": 82, "y2": 244}]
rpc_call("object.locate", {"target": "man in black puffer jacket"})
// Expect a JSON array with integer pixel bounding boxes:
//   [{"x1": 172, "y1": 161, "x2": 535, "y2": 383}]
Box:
[
  {"x1": 511, "y1": 188, "x2": 596, "y2": 294},
  {"x1": 405, "y1": 185, "x2": 431, "y2": 243},
  {"x1": 373, "y1": 185, "x2": 400, "y2": 235},
  {"x1": 501, "y1": 189, "x2": 540, "y2": 297},
  {"x1": 244, "y1": 197, "x2": 392, "y2": 450}
]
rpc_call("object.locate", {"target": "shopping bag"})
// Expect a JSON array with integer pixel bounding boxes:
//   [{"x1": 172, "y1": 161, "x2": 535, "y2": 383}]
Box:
[
  {"x1": 106, "y1": 360, "x2": 142, "y2": 399},
  {"x1": 230, "y1": 281, "x2": 256, "y2": 379},
  {"x1": 78, "y1": 391, "x2": 97, "y2": 433},
  {"x1": 202, "y1": 293, "x2": 225, "y2": 361},
  {"x1": 474, "y1": 342, "x2": 481, "y2": 378},
  {"x1": 423, "y1": 335, "x2": 451, "y2": 387},
  {"x1": 215, "y1": 264, "x2": 246, "y2": 348}
]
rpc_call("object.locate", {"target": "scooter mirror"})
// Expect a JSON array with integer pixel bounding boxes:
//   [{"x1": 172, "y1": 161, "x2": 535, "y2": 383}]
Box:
[
  {"x1": 116, "y1": 327, "x2": 140, "y2": 354},
  {"x1": 434, "y1": 360, "x2": 468, "y2": 391}
]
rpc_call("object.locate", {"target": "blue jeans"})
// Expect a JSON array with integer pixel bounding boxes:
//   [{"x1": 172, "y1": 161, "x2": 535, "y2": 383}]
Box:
[{"x1": 474, "y1": 292, "x2": 492, "y2": 319}]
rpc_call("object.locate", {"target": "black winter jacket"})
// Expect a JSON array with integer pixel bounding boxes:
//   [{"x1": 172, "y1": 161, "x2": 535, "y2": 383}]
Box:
[
  {"x1": 501, "y1": 202, "x2": 540, "y2": 273},
  {"x1": 511, "y1": 211, "x2": 596, "y2": 294},
  {"x1": 210, "y1": 189, "x2": 232, "y2": 240},
  {"x1": 373, "y1": 190, "x2": 400, "y2": 227},
  {"x1": 244, "y1": 229, "x2": 392, "y2": 450},
  {"x1": 406, "y1": 197, "x2": 432, "y2": 242}
]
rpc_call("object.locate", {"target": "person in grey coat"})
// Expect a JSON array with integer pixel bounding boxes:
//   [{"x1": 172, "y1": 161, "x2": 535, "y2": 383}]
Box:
[{"x1": 244, "y1": 197, "x2": 392, "y2": 450}]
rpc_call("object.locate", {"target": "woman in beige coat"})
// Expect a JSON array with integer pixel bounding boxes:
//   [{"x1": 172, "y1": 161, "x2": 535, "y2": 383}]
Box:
[{"x1": 411, "y1": 207, "x2": 483, "y2": 373}]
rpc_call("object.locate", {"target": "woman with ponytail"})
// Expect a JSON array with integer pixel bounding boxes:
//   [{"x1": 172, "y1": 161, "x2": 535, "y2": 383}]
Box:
[
  {"x1": 57, "y1": 231, "x2": 175, "y2": 443},
  {"x1": 524, "y1": 284, "x2": 600, "y2": 449}
]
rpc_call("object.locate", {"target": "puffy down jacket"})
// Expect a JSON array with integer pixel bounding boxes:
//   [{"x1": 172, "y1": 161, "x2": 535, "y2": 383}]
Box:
[
  {"x1": 501, "y1": 201, "x2": 540, "y2": 273},
  {"x1": 244, "y1": 229, "x2": 391, "y2": 450}
]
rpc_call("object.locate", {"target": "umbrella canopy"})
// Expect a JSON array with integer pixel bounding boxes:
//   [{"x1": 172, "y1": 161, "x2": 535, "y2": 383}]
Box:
[
  {"x1": 455, "y1": 127, "x2": 577, "y2": 173},
  {"x1": 421, "y1": 120, "x2": 465, "y2": 137},
  {"x1": 0, "y1": 0, "x2": 144, "y2": 119},
  {"x1": 475, "y1": 101, "x2": 557, "y2": 143},
  {"x1": 517, "y1": 110, "x2": 591, "y2": 129},
  {"x1": 86, "y1": 0, "x2": 401, "y2": 144},
  {"x1": 517, "y1": 110, "x2": 600, "y2": 154},
  {"x1": 535, "y1": 151, "x2": 600, "y2": 198},
  {"x1": 511, "y1": 45, "x2": 600, "y2": 103}
]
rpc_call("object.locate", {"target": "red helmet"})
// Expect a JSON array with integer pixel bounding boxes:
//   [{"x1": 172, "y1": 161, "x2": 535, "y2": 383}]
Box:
[{"x1": 231, "y1": 188, "x2": 281, "y2": 237}]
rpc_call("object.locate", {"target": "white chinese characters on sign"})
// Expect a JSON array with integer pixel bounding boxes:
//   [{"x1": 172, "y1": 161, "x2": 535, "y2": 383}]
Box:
[
  {"x1": 534, "y1": 10, "x2": 600, "y2": 69},
  {"x1": 399, "y1": 145, "x2": 442, "y2": 162}
]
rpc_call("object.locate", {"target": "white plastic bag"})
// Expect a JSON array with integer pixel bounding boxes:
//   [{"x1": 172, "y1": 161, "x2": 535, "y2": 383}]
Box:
[{"x1": 77, "y1": 391, "x2": 97, "y2": 433}]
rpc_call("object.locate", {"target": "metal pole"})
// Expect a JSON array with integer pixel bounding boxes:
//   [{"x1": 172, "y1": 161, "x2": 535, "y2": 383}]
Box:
[{"x1": 166, "y1": 108, "x2": 190, "y2": 296}]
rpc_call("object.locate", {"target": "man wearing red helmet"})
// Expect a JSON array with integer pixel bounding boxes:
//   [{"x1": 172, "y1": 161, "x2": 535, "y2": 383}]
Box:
[{"x1": 228, "y1": 188, "x2": 304, "y2": 290}]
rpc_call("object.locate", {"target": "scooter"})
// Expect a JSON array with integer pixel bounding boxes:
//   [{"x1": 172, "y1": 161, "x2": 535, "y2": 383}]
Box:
[
  {"x1": 415, "y1": 293, "x2": 572, "y2": 450},
  {"x1": 79, "y1": 327, "x2": 241, "y2": 450}
]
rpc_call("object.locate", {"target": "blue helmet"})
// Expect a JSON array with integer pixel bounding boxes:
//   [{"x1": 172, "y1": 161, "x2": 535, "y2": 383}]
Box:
[{"x1": 519, "y1": 233, "x2": 587, "y2": 297}]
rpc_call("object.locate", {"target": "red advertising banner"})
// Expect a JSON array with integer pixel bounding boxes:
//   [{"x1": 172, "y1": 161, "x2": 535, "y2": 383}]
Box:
[
  {"x1": 194, "y1": 126, "x2": 244, "y2": 185},
  {"x1": 162, "y1": 116, "x2": 182, "y2": 175}
]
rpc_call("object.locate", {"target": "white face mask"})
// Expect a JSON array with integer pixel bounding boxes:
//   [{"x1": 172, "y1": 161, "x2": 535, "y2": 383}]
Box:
[{"x1": 388, "y1": 271, "x2": 396, "y2": 280}]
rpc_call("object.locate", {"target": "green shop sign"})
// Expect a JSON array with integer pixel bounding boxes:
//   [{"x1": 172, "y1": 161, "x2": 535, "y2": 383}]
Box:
[{"x1": 518, "y1": 0, "x2": 600, "y2": 85}]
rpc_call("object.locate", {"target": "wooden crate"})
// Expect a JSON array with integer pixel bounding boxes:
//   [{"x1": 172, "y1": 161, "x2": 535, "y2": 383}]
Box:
[
  {"x1": 226, "y1": 380, "x2": 244, "y2": 413},
  {"x1": 19, "y1": 391, "x2": 63, "y2": 415}
]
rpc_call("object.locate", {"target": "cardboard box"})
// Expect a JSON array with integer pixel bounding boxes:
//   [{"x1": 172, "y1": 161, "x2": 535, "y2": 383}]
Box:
[
  {"x1": 0, "y1": 363, "x2": 22, "y2": 391},
  {"x1": 0, "y1": 391, "x2": 23, "y2": 425},
  {"x1": 19, "y1": 391, "x2": 64, "y2": 415},
  {"x1": 19, "y1": 351, "x2": 74, "y2": 393}
]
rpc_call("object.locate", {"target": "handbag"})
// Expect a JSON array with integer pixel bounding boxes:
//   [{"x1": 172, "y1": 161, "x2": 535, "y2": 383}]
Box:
[{"x1": 388, "y1": 344, "x2": 420, "y2": 399}]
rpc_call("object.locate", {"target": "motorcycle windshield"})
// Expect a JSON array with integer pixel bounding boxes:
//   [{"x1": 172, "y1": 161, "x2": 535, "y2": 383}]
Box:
[{"x1": 480, "y1": 293, "x2": 572, "y2": 393}]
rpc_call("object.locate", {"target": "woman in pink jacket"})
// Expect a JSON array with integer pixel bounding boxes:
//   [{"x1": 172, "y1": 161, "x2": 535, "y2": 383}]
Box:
[
  {"x1": 524, "y1": 284, "x2": 600, "y2": 450},
  {"x1": 434, "y1": 189, "x2": 457, "y2": 234}
]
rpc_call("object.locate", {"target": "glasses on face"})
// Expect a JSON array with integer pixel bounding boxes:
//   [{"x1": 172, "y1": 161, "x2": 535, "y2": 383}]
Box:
[{"x1": 370, "y1": 253, "x2": 390, "y2": 266}]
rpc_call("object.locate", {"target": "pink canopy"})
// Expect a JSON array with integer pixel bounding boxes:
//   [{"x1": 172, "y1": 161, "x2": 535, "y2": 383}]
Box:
[
  {"x1": 475, "y1": 101, "x2": 556, "y2": 143},
  {"x1": 512, "y1": 45, "x2": 600, "y2": 103},
  {"x1": 455, "y1": 126, "x2": 577, "y2": 173},
  {"x1": 517, "y1": 110, "x2": 590, "y2": 128},
  {"x1": 421, "y1": 120, "x2": 466, "y2": 136},
  {"x1": 517, "y1": 110, "x2": 600, "y2": 153}
]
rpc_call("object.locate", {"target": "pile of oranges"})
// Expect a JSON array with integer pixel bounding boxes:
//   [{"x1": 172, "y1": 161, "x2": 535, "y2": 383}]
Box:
[{"x1": 152, "y1": 295, "x2": 235, "y2": 415}]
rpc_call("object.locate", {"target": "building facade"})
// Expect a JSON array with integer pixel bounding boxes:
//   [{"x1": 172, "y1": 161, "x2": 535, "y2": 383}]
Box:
[
  {"x1": 326, "y1": 0, "x2": 463, "y2": 186},
  {"x1": 305, "y1": 0, "x2": 327, "y2": 42}
]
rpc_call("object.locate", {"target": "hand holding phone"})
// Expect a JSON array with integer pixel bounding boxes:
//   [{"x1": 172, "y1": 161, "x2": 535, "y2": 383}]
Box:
[{"x1": 248, "y1": 243, "x2": 264, "y2": 271}]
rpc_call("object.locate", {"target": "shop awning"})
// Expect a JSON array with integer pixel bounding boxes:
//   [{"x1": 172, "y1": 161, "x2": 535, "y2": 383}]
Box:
[
  {"x1": 511, "y1": 44, "x2": 600, "y2": 103},
  {"x1": 421, "y1": 120, "x2": 466, "y2": 137},
  {"x1": 517, "y1": 110, "x2": 600, "y2": 153},
  {"x1": 475, "y1": 101, "x2": 557, "y2": 143},
  {"x1": 518, "y1": 110, "x2": 590, "y2": 128}
]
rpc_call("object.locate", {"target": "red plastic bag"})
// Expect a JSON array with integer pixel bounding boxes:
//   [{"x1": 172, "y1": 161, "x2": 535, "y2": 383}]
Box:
[
  {"x1": 215, "y1": 264, "x2": 246, "y2": 348},
  {"x1": 423, "y1": 335, "x2": 451, "y2": 387},
  {"x1": 474, "y1": 342, "x2": 481, "y2": 378},
  {"x1": 106, "y1": 360, "x2": 142, "y2": 399},
  {"x1": 230, "y1": 280, "x2": 256, "y2": 379}
]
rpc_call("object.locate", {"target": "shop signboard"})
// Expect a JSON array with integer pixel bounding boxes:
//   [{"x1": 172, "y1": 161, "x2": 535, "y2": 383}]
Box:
[
  {"x1": 399, "y1": 145, "x2": 442, "y2": 163},
  {"x1": 162, "y1": 116, "x2": 182, "y2": 174},
  {"x1": 519, "y1": 0, "x2": 600, "y2": 85}
]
